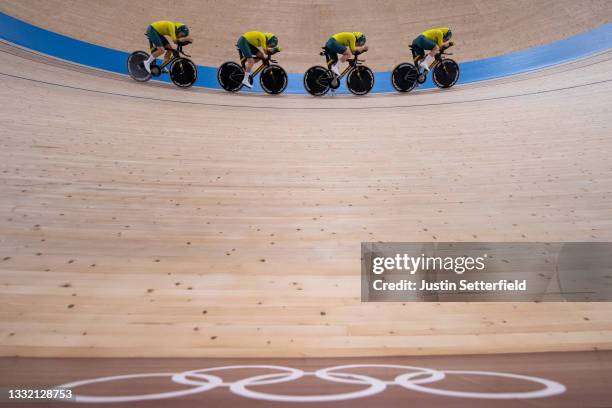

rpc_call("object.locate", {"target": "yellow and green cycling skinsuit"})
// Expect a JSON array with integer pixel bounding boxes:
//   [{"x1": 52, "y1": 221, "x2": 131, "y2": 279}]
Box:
[
  {"x1": 421, "y1": 27, "x2": 450, "y2": 47},
  {"x1": 243, "y1": 31, "x2": 268, "y2": 49},
  {"x1": 325, "y1": 32, "x2": 363, "y2": 65},
  {"x1": 150, "y1": 21, "x2": 186, "y2": 42},
  {"x1": 237, "y1": 31, "x2": 275, "y2": 58},
  {"x1": 331, "y1": 32, "x2": 363, "y2": 53},
  {"x1": 412, "y1": 27, "x2": 450, "y2": 57},
  {"x1": 147, "y1": 21, "x2": 186, "y2": 51}
]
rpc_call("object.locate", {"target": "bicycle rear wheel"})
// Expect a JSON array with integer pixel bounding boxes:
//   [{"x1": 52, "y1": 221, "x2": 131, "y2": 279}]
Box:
[
  {"x1": 432, "y1": 59, "x2": 460, "y2": 89},
  {"x1": 391, "y1": 62, "x2": 418, "y2": 92},
  {"x1": 347, "y1": 65, "x2": 375, "y2": 95},
  {"x1": 127, "y1": 51, "x2": 152, "y2": 82},
  {"x1": 260, "y1": 65, "x2": 288, "y2": 94},
  {"x1": 169, "y1": 58, "x2": 198, "y2": 88},
  {"x1": 303, "y1": 65, "x2": 332, "y2": 96},
  {"x1": 217, "y1": 61, "x2": 244, "y2": 92}
]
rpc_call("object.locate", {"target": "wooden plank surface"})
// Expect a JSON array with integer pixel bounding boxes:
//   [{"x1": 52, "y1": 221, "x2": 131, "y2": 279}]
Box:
[{"x1": 0, "y1": 39, "x2": 611, "y2": 358}]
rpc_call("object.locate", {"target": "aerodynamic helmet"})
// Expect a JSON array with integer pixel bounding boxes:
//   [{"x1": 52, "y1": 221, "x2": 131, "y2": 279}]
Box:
[
  {"x1": 443, "y1": 28, "x2": 452, "y2": 41},
  {"x1": 354, "y1": 32, "x2": 366, "y2": 46},
  {"x1": 265, "y1": 33, "x2": 278, "y2": 47},
  {"x1": 176, "y1": 24, "x2": 190, "y2": 37}
]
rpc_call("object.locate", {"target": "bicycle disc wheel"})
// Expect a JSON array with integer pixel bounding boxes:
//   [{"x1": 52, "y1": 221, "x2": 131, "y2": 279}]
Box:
[
  {"x1": 303, "y1": 65, "x2": 332, "y2": 96},
  {"x1": 260, "y1": 65, "x2": 288, "y2": 94},
  {"x1": 169, "y1": 58, "x2": 198, "y2": 88},
  {"x1": 391, "y1": 62, "x2": 418, "y2": 92},
  {"x1": 127, "y1": 51, "x2": 152, "y2": 82},
  {"x1": 217, "y1": 61, "x2": 244, "y2": 92},
  {"x1": 432, "y1": 59, "x2": 460, "y2": 89},
  {"x1": 347, "y1": 65, "x2": 375, "y2": 95}
]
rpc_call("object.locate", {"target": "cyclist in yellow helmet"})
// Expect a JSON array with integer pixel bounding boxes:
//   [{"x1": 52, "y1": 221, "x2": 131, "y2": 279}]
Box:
[
  {"x1": 143, "y1": 20, "x2": 193, "y2": 73},
  {"x1": 324, "y1": 32, "x2": 368, "y2": 76},
  {"x1": 236, "y1": 31, "x2": 279, "y2": 88}
]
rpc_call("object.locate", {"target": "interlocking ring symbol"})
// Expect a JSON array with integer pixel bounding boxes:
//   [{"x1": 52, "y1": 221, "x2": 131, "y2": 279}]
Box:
[{"x1": 57, "y1": 364, "x2": 566, "y2": 403}]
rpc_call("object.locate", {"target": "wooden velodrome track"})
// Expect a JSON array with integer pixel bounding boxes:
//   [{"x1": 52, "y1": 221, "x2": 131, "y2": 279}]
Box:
[{"x1": 1, "y1": 0, "x2": 612, "y2": 406}]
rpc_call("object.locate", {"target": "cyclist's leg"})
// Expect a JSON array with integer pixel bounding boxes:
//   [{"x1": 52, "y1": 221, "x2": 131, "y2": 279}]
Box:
[
  {"x1": 411, "y1": 38, "x2": 425, "y2": 65},
  {"x1": 325, "y1": 38, "x2": 346, "y2": 75},
  {"x1": 413, "y1": 35, "x2": 438, "y2": 71},
  {"x1": 144, "y1": 26, "x2": 166, "y2": 72},
  {"x1": 161, "y1": 36, "x2": 173, "y2": 65},
  {"x1": 237, "y1": 36, "x2": 256, "y2": 87},
  {"x1": 340, "y1": 48, "x2": 352, "y2": 65}
]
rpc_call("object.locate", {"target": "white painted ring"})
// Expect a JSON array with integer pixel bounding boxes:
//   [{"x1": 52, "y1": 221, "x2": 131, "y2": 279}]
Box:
[
  {"x1": 59, "y1": 372, "x2": 222, "y2": 403},
  {"x1": 230, "y1": 371, "x2": 387, "y2": 402},
  {"x1": 316, "y1": 364, "x2": 445, "y2": 385},
  {"x1": 173, "y1": 364, "x2": 303, "y2": 387},
  {"x1": 395, "y1": 369, "x2": 567, "y2": 399}
]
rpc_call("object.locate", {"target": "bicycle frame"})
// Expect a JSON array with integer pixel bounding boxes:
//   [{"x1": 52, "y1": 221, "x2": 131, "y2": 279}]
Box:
[
  {"x1": 238, "y1": 48, "x2": 279, "y2": 79},
  {"x1": 158, "y1": 43, "x2": 191, "y2": 69},
  {"x1": 413, "y1": 46, "x2": 452, "y2": 72},
  {"x1": 239, "y1": 56, "x2": 266, "y2": 78},
  {"x1": 324, "y1": 52, "x2": 364, "y2": 80},
  {"x1": 336, "y1": 63, "x2": 354, "y2": 81}
]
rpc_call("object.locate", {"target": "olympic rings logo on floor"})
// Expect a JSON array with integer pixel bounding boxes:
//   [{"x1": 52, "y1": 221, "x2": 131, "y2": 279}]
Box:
[{"x1": 57, "y1": 364, "x2": 566, "y2": 403}]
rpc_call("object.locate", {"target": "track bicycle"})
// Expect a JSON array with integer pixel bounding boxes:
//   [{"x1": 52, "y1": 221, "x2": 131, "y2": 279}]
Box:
[
  {"x1": 303, "y1": 48, "x2": 374, "y2": 96},
  {"x1": 127, "y1": 42, "x2": 198, "y2": 88},
  {"x1": 217, "y1": 47, "x2": 288, "y2": 94},
  {"x1": 391, "y1": 44, "x2": 459, "y2": 92}
]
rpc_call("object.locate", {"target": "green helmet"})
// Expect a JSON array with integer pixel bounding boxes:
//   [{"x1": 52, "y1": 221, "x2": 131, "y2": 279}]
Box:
[
  {"x1": 443, "y1": 28, "x2": 452, "y2": 41},
  {"x1": 354, "y1": 32, "x2": 366, "y2": 46},
  {"x1": 176, "y1": 24, "x2": 190, "y2": 37},
  {"x1": 265, "y1": 33, "x2": 278, "y2": 48}
]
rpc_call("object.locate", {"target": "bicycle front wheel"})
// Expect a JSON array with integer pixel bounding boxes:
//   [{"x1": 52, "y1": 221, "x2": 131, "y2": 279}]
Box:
[
  {"x1": 347, "y1": 65, "x2": 375, "y2": 96},
  {"x1": 432, "y1": 59, "x2": 460, "y2": 89},
  {"x1": 169, "y1": 58, "x2": 198, "y2": 88},
  {"x1": 260, "y1": 65, "x2": 288, "y2": 94}
]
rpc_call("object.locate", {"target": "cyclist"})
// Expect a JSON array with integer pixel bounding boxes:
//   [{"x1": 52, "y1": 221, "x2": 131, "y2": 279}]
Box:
[
  {"x1": 324, "y1": 32, "x2": 368, "y2": 76},
  {"x1": 411, "y1": 27, "x2": 453, "y2": 72},
  {"x1": 142, "y1": 21, "x2": 192, "y2": 73},
  {"x1": 237, "y1": 31, "x2": 279, "y2": 88}
]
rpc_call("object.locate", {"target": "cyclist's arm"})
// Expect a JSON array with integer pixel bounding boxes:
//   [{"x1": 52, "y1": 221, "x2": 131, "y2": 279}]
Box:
[
  {"x1": 433, "y1": 30, "x2": 445, "y2": 47},
  {"x1": 162, "y1": 35, "x2": 176, "y2": 49},
  {"x1": 177, "y1": 36, "x2": 193, "y2": 44},
  {"x1": 347, "y1": 35, "x2": 357, "y2": 54},
  {"x1": 167, "y1": 24, "x2": 178, "y2": 44},
  {"x1": 256, "y1": 33, "x2": 269, "y2": 58},
  {"x1": 354, "y1": 45, "x2": 368, "y2": 53}
]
